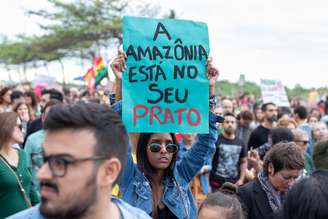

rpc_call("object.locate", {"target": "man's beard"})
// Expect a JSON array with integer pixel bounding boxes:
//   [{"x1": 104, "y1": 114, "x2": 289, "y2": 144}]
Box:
[
  {"x1": 267, "y1": 116, "x2": 277, "y2": 123},
  {"x1": 224, "y1": 127, "x2": 235, "y2": 136},
  {"x1": 40, "y1": 172, "x2": 98, "y2": 219}
]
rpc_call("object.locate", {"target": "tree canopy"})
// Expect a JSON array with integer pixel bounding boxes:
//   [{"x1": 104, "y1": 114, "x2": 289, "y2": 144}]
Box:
[{"x1": 0, "y1": 0, "x2": 127, "y2": 67}]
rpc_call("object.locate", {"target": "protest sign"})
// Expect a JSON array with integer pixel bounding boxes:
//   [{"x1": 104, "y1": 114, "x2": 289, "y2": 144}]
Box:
[
  {"x1": 123, "y1": 16, "x2": 209, "y2": 133},
  {"x1": 260, "y1": 79, "x2": 290, "y2": 107}
]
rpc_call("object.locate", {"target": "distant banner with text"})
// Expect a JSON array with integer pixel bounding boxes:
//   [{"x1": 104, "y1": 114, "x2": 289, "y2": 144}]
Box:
[{"x1": 260, "y1": 79, "x2": 290, "y2": 107}]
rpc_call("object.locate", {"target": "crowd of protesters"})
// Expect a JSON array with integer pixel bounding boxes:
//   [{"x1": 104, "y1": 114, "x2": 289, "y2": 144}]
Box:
[{"x1": 0, "y1": 53, "x2": 328, "y2": 219}]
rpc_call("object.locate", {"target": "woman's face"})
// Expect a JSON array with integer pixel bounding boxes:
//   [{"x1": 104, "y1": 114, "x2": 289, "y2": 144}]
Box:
[
  {"x1": 310, "y1": 110, "x2": 321, "y2": 119},
  {"x1": 12, "y1": 118, "x2": 24, "y2": 144},
  {"x1": 24, "y1": 96, "x2": 32, "y2": 105},
  {"x1": 313, "y1": 123, "x2": 328, "y2": 141},
  {"x1": 269, "y1": 167, "x2": 301, "y2": 192},
  {"x1": 3, "y1": 90, "x2": 12, "y2": 104},
  {"x1": 17, "y1": 104, "x2": 29, "y2": 120},
  {"x1": 308, "y1": 116, "x2": 318, "y2": 126},
  {"x1": 146, "y1": 133, "x2": 176, "y2": 171}
]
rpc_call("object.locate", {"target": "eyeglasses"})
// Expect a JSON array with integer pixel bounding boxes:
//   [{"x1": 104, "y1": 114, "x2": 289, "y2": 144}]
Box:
[
  {"x1": 38, "y1": 154, "x2": 108, "y2": 177},
  {"x1": 149, "y1": 143, "x2": 178, "y2": 154}
]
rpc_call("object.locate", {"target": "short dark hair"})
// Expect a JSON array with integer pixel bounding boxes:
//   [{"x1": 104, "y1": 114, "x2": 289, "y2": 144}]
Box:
[
  {"x1": 199, "y1": 190, "x2": 244, "y2": 219},
  {"x1": 44, "y1": 103, "x2": 129, "y2": 180},
  {"x1": 263, "y1": 142, "x2": 304, "y2": 173},
  {"x1": 313, "y1": 140, "x2": 328, "y2": 170},
  {"x1": 224, "y1": 112, "x2": 236, "y2": 118},
  {"x1": 294, "y1": 106, "x2": 308, "y2": 120},
  {"x1": 261, "y1": 102, "x2": 276, "y2": 112},
  {"x1": 41, "y1": 88, "x2": 64, "y2": 103},
  {"x1": 43, "y1": 99, "x2": 62, "y2": 114},
  {"x1": 281, "y1": 170, "x2": 328, "y2": 219},
  {"x1": 239, "y1": 110, "x2": 253, "y2": 121},
  {"x1": 10, "y1": 90, "x2": 24, "y2": 102},
  {"x1": 137, "y1": 133, "x2": 178, "y2": 179},
  {"x1": 278, "y1": 107, "x2": 292, "y2": 120},
  {"x1": 270, "y1": 127, "x2": 294, "y2": 145}
]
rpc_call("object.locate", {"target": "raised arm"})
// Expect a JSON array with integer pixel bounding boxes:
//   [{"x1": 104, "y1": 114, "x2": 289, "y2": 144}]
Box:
[
  {"x1": 176, "y1": 59, "x2": 223, "y2": 183},
  {"x1": 109, "y1": 54, "x2": 138, "y2": 192},
  {"x1": 110, "y1": 49, "x2": 126, "y2": 102},
  {"x1": 176, "y1": 112, "x2": 222, "y2": 183},
  {"x1": 206, "y1": 57, "x2": 218, "y2": 98}
]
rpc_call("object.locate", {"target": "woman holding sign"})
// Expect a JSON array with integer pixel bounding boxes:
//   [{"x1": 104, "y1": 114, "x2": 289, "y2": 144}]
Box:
[{"x1": 111, "y1": 51, "x2": 223, "y2": 219}]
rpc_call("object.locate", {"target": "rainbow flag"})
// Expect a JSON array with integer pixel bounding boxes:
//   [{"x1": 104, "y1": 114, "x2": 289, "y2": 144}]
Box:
[{"x1": 75, "y1": 57, "x2": 108, "y2": 93}]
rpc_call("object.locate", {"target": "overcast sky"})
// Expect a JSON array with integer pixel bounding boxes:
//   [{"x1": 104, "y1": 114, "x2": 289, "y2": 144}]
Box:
[{"x1": 0, "y1": 0, "x2": 327, "y2": 88}]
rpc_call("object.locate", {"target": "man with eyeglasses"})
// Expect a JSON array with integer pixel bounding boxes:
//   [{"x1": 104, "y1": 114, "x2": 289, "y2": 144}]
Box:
[{"x1": 8, "y1": 103, "x2": 151, "y2": 219}]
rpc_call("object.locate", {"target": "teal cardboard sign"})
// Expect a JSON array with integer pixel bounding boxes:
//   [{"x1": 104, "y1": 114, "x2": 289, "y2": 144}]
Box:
[{"x1": 123, "y1": 16, "x2": 209, "y2": 133}]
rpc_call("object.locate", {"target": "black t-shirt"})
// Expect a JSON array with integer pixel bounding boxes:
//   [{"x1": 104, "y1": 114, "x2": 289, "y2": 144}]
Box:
[
  {"x1": 248, "y1": 125, "x2": 270, "y2": 149},
  {"x1": 149, "y1": 205, "x2": 178, "y2": 219},
  {"x1": 23, "y1": 118, "x2": 43, "y2": 148},
  {"x1": 157, "y1": 205, "x2": 178, "y2": 219},
  {"x1": 211, "y1": 135, "x2": 247, "y2": 180}
]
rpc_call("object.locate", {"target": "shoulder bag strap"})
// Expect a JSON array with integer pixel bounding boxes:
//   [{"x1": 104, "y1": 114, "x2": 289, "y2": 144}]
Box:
[{"x1": 0, "y1": 154, "x2": 32, "y2": 207}]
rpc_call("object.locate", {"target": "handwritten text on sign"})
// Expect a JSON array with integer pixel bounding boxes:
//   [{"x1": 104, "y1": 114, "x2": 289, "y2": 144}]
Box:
[{"x1": 123, "y1": 16, "x2": 209, "y2": 133}]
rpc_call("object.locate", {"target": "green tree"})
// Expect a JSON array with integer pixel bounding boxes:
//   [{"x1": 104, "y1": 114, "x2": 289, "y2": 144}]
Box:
[
  {"x1": 215, "y1": 80, "x2": 261, "y2": 98},
  {"x1": 215, "y1": 79, "x2": 328, "y2": 102},
  {"x1": 27, "y1": 0, "x2": 125, "y2": 59},
  {"x1": 0, "y1": 0, "x2": 176, "y2": 84}
]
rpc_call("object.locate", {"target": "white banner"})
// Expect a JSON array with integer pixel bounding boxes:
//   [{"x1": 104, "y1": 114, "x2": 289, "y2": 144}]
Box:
[{"x1": 260, "y1": 79, "x2": 289, "y2": 107}]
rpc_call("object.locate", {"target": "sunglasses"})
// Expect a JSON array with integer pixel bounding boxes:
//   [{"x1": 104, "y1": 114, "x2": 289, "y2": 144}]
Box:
[
  {"x1": 149, "y1": 143, "x2": 178, "y2": 154},
  {"x1": 295, "y1": 140, "x2": 309, "y2": 145}
]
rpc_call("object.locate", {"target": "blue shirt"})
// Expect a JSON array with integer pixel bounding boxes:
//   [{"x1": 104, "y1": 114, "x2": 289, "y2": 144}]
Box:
[
  {"x1": 177, "y1": 140, "x2": 212, "y2": 194},
  {"x1": 6, "y1": 197, "x2": 151, "y2": 219},
  {"x1": 24, "y1": 130, "x2": 45, "y2": 166},
  {"x1": 24, "y1": 130, "x2": 46, "y2": 199}
]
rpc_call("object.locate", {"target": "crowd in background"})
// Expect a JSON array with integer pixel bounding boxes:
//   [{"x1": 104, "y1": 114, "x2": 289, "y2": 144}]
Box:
[{"x1": 1, "y1": 65, "x2": 328, "y2": 219}]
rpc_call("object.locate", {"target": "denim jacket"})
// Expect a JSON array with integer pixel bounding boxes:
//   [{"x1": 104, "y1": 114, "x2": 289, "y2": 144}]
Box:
[{"x1": 117, "y1": 110, "x2": 220, "y2": 219}]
